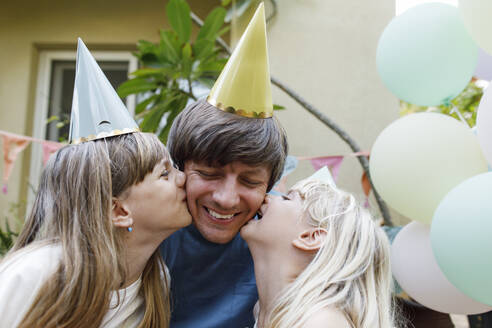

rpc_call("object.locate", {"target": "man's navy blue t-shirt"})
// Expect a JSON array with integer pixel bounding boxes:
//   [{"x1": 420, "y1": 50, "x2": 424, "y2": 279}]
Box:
[{"x1": 160, "y1": 225, "x2": 258, "y2": 328}]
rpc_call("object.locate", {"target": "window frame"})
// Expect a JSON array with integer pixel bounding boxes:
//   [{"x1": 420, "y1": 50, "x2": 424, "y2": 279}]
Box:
[{"x1": 28, "y1": 49, "x2": 138, "y2": 205}]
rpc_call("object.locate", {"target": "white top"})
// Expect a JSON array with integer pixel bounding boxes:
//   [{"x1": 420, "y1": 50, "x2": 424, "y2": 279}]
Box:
[{"x1": 0, "y1": 244, "x2": 144, "y2": 328}]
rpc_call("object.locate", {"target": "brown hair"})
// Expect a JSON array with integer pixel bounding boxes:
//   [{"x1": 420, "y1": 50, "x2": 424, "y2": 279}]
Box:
[
  {"x1": 167, "y1": 100, "x2": 288, "y2": 191},
  {"x1": 11, "y1": 133, "x2": 170, "y2": 328}
]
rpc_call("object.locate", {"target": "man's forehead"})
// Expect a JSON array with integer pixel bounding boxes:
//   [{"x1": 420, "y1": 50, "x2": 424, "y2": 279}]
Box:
[{"x1": 188, "y1": 160, "x2": 270, "y2": 175}]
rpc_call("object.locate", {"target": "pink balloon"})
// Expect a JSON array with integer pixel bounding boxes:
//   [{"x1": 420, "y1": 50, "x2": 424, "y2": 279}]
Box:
[
  {"x1": 474, "y1": 48, "x2": 492, "y2": 81},
  {"x1": 391, "y1": 222, "x2": 492, "y2": 314},
  {"x1": 477, "y1": 83, "x2": 492, "y2": 165}
]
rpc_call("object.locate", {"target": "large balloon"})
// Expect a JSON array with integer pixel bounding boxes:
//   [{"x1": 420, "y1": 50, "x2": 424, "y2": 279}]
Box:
[
  {"x1": 474, "y1": 48, "x2": 492, "y2": 81},
  {"x1": 460, "y1": 0, "x2": 492, "y2": 55},
  {"x1": 392, "y1": 222, "x2": 492, "y2": 314},
  {"x1": 431, "y1": 172, "x2": 492, "y2": 306},
  {"x1": 370, "y1": 113, "x2": 487, "y2": 223},
  {"x1": 477, "y1": 83, "x2": 492, "y2": 165},
  {"x1": 377, "y1": 3, "x2": 478, "y2": 106}
]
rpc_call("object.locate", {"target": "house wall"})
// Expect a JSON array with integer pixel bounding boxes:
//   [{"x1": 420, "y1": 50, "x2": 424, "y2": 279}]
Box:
[
  {"x1": 0, "y1": 0, "x2": 408, "y2": 227},
  {"x1": 0, "y1": 0, "x2": 214, "y2": 223},
  {"x1": 264, "y1": 0, "x2": 407, "y2": 224}
]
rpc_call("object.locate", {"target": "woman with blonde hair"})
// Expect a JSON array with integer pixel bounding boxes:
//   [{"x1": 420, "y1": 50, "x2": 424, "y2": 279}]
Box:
[
  {"x1": 241, "y1": 174, "x2": 396, "y2": 328},
  {"x1": 0, "y1": 38, "x2": 191, "y2": 328}
]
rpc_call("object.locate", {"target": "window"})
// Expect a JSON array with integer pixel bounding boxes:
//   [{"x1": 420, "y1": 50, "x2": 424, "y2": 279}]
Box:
[
  {"x1": 46, "y1": 60, "x2": 131, "y2": 142},
  {"x1": 28, "y1": 49, "x2": 138, "y2": 204}
]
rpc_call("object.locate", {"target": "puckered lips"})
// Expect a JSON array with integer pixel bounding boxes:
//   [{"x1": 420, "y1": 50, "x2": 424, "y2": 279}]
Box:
[
  {"x1": 202, "y1": 205, "x2": 240, "y2": 225},
  {"x1": 243, "y1": 205, "x2": 265, "y2": 227}
]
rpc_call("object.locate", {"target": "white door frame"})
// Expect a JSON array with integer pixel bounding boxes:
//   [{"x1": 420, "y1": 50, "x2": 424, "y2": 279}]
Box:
[{"x1": 28, "y1": 49, "x2": 138, "y2": 206}]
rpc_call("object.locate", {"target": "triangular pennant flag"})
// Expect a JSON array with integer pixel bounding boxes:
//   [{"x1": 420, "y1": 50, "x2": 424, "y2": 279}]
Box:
[
  {"x1": 361, "y1": 171, "x2": 371, "y2": 197},
  {"x1": 272, "y1": 155, "x2": 299, "y2": 194},
  {"x1": 42, "y1": 141, "x2": 64, "y2": 165},
  {"x1": 2, "y1": 134, "x2": 31, "y2": 193},
  {"x1": 308, "y1": 156, "x2": 344, "y2": 182}
]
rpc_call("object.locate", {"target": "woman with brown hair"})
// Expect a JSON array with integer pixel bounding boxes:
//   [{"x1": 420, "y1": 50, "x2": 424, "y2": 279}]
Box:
[
  {"x1": 0, "y1": 133, "x2": 190, "y2": 328},
  {"x1": 0, "y1": 39, "x2": 191, "y2": 328}
]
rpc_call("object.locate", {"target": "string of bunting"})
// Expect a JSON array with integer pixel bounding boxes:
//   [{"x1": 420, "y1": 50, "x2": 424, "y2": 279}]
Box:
[
  {"x1": 273, "y1": 152, "x2": 372, "y2": 203},
  {"x1": 0, "y1": 130, "x2": 65, "y2": 194},
  {"x1": 0, "y1": 130, "x2": 372, "y2": 200}
]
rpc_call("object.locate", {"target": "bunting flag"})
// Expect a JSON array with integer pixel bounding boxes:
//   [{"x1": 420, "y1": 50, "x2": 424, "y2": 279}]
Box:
[
  {"x1": 361, "y1": 171, "x2": 371, "y2": 208},
  {"x1": 0, "y1": 129, "x2": 373, "y2": 200},
  {"x1": 361, "y1": 171, "x2": 371, "y2": 197},
  {"x1": 0, "y1": 130, "x2": 65, "y2": 194},
  {"x1": 2, "y1": 135, "x2": 31, "y2": 193},
  {"x1": 272, "y1": 152, "x2": 371, "y2": 201},
  {"x1": 42, "y1": 141, "x2": 64, "y2": 165},
  {"x1": 272, "y1": 156, "x2": 299, "y2": 194},
  {"x1": 307, "y1": 156, "x2": 344, "y2": 181}
]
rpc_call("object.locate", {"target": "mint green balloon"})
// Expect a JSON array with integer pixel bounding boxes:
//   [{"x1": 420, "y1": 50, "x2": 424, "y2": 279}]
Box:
[
  {"x1": 377, "y1": 3, "x2": 478, "y2": 106},
  {"x1": 431, "y1": 172, "x2": 492, "y2": 306}
]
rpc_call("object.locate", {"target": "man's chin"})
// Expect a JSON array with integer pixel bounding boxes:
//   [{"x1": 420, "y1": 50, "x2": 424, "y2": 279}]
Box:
[{"x1": 193, "y1": 220, "x2": 241, "y2": 244}]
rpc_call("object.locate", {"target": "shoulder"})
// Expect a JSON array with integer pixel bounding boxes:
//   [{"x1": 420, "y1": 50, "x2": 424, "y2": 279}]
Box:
[
  {"x1": 303, "y1": 307, "x2": 352, "y2": 328},
  {"x1": 0, "y1": 243, "x2": 61, "y2": 275},
  {"x1": 0, "y1": 243, "x2": 62, "y2": 327}
]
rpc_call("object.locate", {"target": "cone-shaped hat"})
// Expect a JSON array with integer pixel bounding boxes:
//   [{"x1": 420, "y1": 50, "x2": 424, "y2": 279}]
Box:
[
  {"x1": 207, "y1": 2, "x2": 273, "y2": 118},
  {"x1": 69, "y1": 38, "x2": 139, "y2": 144},
  {"x1": 306, "y1": 166, "x2": 336, "y2": 187}
]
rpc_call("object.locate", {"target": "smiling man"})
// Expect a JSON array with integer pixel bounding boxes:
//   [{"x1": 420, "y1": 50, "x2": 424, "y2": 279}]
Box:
[
  {"x1": 159, "y1": 4, "x2": 288, "y2": 328},
  {"x1": 160, "y1": 99, "x2": 287, "y2": 328}
]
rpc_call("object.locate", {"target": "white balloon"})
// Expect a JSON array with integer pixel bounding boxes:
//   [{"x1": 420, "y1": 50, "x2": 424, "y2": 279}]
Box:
[
  {"x1": 391, "y1": 222, "x2": 492, "y2": 314},
  {"x1": 477, "y1": 84, "x2": 492, "y2": 166},
  {"x1": 459, "y1": 0, "x2": 492, "y2": 55},
  {"x1": 370, "y1": 113, "x2": 487, "y2": 223}
]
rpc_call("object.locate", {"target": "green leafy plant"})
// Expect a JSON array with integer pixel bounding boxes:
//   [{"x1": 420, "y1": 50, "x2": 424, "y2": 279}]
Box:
[
  {"x1": 0, "y1": 202, "x2": 24, "y2": 257},
  {"x1": 0, "y1": 221, "x2": 18, "y2": 257},
  {"x1": 118, "y1": 0, "x2": 229, "y2": 143},
  {"x1": 46, "y1": 114, "x2": 70, "y2": 142},
  {"x1": 400, "y1": 79, "x2": 484, "y2": 127}
]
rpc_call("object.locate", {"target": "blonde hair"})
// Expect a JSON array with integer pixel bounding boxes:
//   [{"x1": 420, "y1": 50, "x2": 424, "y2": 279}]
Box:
[
  {"x1": 9, "y1": 133, "x2": 170, "y2": 328},
  {"x1": 266, "y1": 180, "x2": 395, "y2": 328}
]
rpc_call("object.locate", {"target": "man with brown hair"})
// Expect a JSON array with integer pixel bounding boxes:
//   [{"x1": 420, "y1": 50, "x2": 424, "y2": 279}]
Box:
[
  {"x1": 159, "y1": 4, "x2": 288, "y2": 327},
  {"x1": 160, "y1": 100, "x2": 287, "y2": 328}
]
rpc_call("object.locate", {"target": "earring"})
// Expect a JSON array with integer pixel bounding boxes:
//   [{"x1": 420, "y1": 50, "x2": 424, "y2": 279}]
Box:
[{"x1": 127, "y1": 226, "x2": 133, "y2": 232}]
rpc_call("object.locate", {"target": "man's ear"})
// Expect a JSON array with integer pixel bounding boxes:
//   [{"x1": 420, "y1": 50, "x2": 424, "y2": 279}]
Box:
[
  {"x1": 111, "y1": 198, "x2": 133, "y2": 228},
  {"x1": 292, "y1": 228, "x2": 328, "y2": 252}
]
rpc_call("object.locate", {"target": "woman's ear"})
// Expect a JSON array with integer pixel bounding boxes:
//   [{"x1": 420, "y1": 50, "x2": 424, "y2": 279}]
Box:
[
  {"x1": 111, "y1": 198, "x2": 133, "y2": 228},
  {"x1": 292, "y1": 228, "x2": 328, "y2": 252}
]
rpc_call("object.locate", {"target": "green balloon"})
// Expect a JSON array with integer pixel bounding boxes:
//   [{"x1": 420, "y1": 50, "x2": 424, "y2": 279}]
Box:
[
  {"x1": 431, "y1": 172, "x2": 492, "y2": 306},
  {"x1": 377, "y1": 3, "x2": 478, "y2": 106}
]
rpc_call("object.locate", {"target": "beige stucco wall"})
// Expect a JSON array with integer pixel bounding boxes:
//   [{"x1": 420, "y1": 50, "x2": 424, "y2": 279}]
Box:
[
  {"x1": 265, "y1": 0, "x2": 407, "y2": 224},
  {"x1": 0, "y1": 0, "x2": 215, "y2": 223},
  {"x1": 0, "y1": 0, "x2": 407, "y2": 226}
]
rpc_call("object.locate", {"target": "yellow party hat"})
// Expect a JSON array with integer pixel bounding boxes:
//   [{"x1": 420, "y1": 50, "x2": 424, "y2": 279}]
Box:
[{"x1": 207, "y1": 2, "x2": 273, "y2": 118}]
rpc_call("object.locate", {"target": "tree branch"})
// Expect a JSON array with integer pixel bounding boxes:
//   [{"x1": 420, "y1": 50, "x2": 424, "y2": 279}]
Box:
[
  {"x1": 190, "y1": 8, "x2": 393, "y2": 225},
  {"x1": 191, "y1": 12, "x2": 231, "y2": 53},
  {"x1": 271, "y1": 78, "x2": 392, "y2": 225}
]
